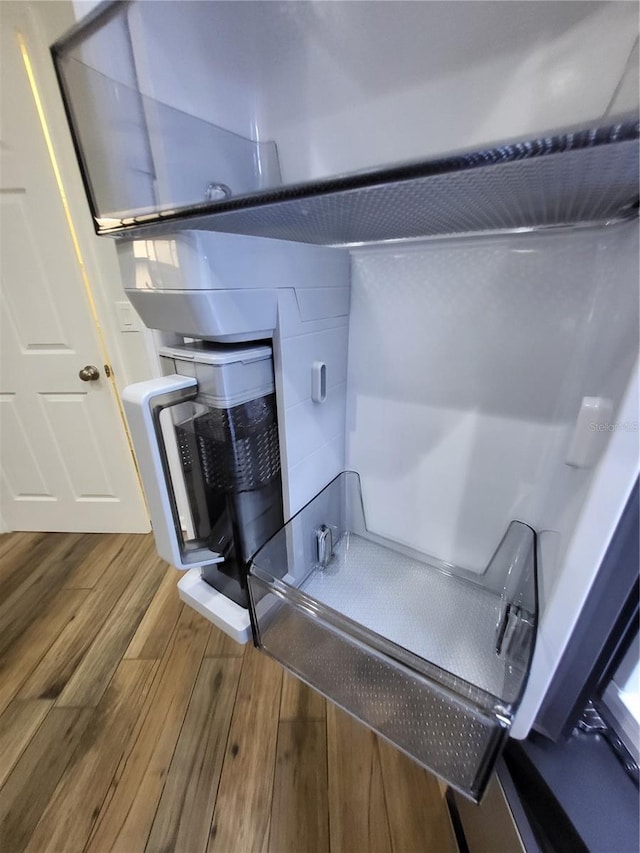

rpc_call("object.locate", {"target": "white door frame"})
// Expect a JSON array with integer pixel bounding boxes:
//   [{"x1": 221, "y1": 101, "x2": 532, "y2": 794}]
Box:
[{"x1": 0, "y1": 0, "x2": 151, "y2": 533}]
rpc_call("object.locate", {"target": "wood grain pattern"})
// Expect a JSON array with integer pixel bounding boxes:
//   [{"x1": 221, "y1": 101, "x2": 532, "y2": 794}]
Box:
[
  {"x1": 0, "y1": 532, "x2": 47, "y2": 590},
  {"x1": 124, "y1": 564, "x2": 183, "y2": 660},
  {"x1": 377, "y1": 737, "x2": 458, "y2": 853},
  {"x1": 0, "y1": 532, "x2": 459, "y2": 853},
  {"x1": 0, "y1": 587, "x2": 90, "y2": 714},
  {"x1": 0, "y1": 707, "x2": 93, "y2": 852},
  {"x1": 0, "y1": 531, "x2": 28, "y2": 560},
  {"x1": 85, "y1": 606, "x2": 212, "y2": 853},
  {"x1": 207, "y1": 646, "x2": 283, "y2": 853},
  {"x1": 56, "y1": 537, "x2": 165, "y2": 707},
  {"x1": 269, "y1": 720, "x2": 329, "y2": 853},
  {"x1": 17, "y1": 550, "x2": 135, "y2": 702},
  {"x1": 0, "y1": 533, "x2": 75, "y2": 605},
  {"x1": 0, "y1": 533, "x2": 98, "y2": 659},
  {"x1": 327, "y1": 704, "x2": 393, "y2": 853},
  {"x1": 205, "y1": 622, "x2": 247, "y2": 658},
  {"x1": 280, "y1": 670, "x2": 326, "y2": 721},
  {"x1": 23, "y1": 660, "x2": 158, "y2": 853},
  {"x1": 145, "y1": 657, "x2": 242, "y2": 853},
  {"x1": 62, "y1": 533, "x2": 130, "y2": 590},
  {"x1": 0, "y1": 698, "x2": 53, "y2": 787}
]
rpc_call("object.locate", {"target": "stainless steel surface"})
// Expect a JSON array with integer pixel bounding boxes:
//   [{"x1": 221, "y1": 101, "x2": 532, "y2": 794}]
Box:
[
  {"x1": 453, "y1": 774, "x2": 528, "y2": 853},
  {"x1": 78, "y1": 364, "x2": 100, "y2": 381}
]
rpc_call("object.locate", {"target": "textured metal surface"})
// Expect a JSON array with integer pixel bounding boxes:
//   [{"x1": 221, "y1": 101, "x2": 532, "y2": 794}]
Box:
[
  {"x1": 190, "y1": 394, "x2": 281, "y2": 493},
  {"x1": 302, "y1": 533, "x2": 520, "y2": 701},
  {"x1": 113, "y1": 121, "x2": 639, "y2": 244},
  {"x1": 256, "y1": 591, "x2": 505, "y2": 800}
]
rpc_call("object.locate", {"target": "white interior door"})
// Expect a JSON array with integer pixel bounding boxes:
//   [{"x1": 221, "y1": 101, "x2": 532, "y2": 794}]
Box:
[{"x1": 0, "y1": 3, "x2": 149, "y2": 533}]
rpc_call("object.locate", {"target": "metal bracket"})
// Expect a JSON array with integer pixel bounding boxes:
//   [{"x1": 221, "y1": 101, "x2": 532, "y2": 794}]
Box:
[
  {"x1": 577, "y1": 701, "x2": 639, "y2": 784},
  {"x1": 577, "y1": 701, "x2": 608, "y2": 735},
  {"x1": 315, "y1": 524, "x2": 333, "y2": 569}
]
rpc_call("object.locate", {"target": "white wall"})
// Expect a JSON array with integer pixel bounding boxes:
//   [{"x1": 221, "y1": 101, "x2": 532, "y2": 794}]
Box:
[
  {"x1": 346, "y1": 221, "x2": 639, "y2": 585},
  {"x1": 252, "y1": 0, "x2": 639, "y2": 182},
  {"x1": 122, "y1": 1, "x2": 637, "y2": 182}
]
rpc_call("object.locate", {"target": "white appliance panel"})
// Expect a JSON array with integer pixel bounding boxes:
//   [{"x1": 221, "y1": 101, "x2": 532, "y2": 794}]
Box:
[
  {"x1": 345, "y1": 221, "x2": 639, "y2": 737},
  {"x1": 127, "y1": 1, "x2": 637, "y2": 184},
  {"x1": 63, "y1": 0, "x2": 639, "y2": 797}
]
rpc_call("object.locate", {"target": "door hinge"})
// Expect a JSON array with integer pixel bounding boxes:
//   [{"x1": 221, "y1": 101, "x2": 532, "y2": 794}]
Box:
[
  {"x1": 104, "y1": 364, "x2": 112, "y2": 378},
  {"x1": 577, "y1": 701, "x2": 607, "y2": 734},
  {"x1": 577, "y1": 701, "x2": 639, "y2": 783}
]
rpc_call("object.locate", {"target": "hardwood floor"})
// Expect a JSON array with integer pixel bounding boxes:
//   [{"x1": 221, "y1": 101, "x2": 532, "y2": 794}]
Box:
[{"x1": 0, "y1": 531, "x2": 458, "y2": 853}]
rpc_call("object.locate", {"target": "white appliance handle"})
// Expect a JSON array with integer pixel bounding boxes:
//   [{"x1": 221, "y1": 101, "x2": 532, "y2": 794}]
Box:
[{"x1": 122, "y1": 375, "x2": 224, "y2": 571}]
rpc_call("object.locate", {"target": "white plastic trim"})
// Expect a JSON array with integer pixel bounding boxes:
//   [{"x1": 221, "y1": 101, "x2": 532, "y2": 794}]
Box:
[
  {"x1": 122, "y1": 375, "x2": 224, "y2": 571},
  {"x1": 512, "y1": 361, "x2": 639, "y2": 738},
  {"x1": 311, "y1": 361, "x2": 327, "y2": 403},
  {"x1": 177, "y1": 568, "x2": 251, "y2": 643}
]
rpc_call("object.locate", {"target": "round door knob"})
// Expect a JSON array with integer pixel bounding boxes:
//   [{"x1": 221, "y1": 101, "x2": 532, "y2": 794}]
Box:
[{"x1": 78, "y1": 365, "x2": 100, "y2": 382}]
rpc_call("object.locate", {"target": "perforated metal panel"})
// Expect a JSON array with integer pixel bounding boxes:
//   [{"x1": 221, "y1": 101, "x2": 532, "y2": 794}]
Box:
[
  {"x1": 112, "y1": 121, "x2": 638, "y2": 244},
  {"x1": 252, "y1": 589, "x2": 507, "y2": 801}
]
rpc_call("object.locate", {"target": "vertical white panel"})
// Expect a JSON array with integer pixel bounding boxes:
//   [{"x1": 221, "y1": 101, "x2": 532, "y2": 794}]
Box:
[
  {"x1": 0, "y1": 394, "x2": 53, "y2": 498},
  {"x1": 282, "y1": 385, "x2": 347, "y2": 471},
  {"x1": 512, "y1": 363, "x2": 639, "y2": 738},
  {"x1": 279, "y1": 327, "x2": 349, "y2": 408},
  {"x1": 275, "y1": 297, "x2": 350, "y2": 517},
  {"x1": 0, "y1": 195, "x2": 71, "y2": 351},
  {"x1": 39, "y1": 393, "x2": 115, "y2": 499},
  {"x1": 0, "y1": 0, "x2": 149, "y2": 532}
]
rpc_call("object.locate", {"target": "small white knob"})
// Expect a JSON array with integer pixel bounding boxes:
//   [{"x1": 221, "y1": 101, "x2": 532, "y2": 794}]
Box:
[{"x1": 565, "y1": 396, "x2": 614, "y2": 468}]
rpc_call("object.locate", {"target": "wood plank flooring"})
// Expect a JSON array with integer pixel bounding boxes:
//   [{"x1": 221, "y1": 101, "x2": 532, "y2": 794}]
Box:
[{"x1": 0, "y1": 531, "x2": 458, "y2": 853}]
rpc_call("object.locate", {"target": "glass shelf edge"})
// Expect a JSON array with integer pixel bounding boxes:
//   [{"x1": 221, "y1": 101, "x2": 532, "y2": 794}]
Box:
[
  {"x1": 96, "y1": 119, "x2": 639, "y2": 242},
  {"x1": 250, "y1": 564, "x2": 513, "y2": 719}
]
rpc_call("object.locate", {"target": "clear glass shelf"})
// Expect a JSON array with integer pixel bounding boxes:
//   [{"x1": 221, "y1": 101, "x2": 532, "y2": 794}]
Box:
[
  {"x1": 249, "y1": 472, "x2": 537, "y2": 800},
  {"x1": 132, "y1": 121, "x2": 638, "y2": 245},
  {"x1": 53, "y1": 3, "x2": 638, "y2": 242},
  {"x1": 55, "y1": 55, "x2": 280, "y2": 226}
]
